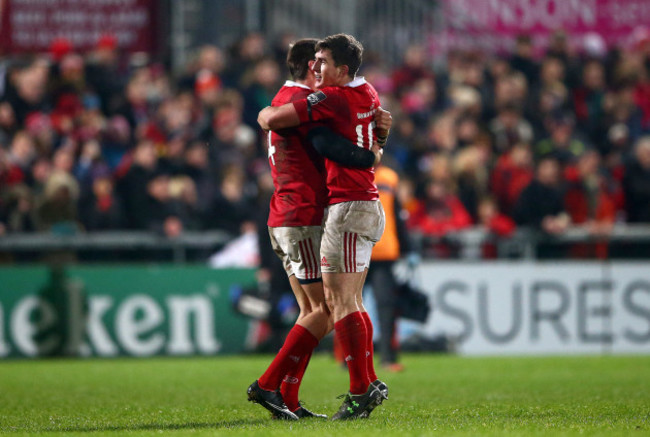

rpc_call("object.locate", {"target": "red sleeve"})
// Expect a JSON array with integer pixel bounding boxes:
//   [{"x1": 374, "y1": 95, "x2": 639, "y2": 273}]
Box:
[
  {"x1": 293, "y1": 99, "x2": 311, "y2": 123},
  {"x1": 293, "y1": 87, "x2": 348, "y2": 125}
]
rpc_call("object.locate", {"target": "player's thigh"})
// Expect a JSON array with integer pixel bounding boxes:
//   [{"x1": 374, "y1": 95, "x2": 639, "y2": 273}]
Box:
[
  {"x1": 301, "y1": 280, "x2": 327, "y2": 310},
  {"x1": 320, "y1": 200, "x2": 385, "y2": 274},
  {"x1": 269, "y1": 225, "x2": 323, "y2": 281},
  {"x1": 288, "y1": 275, "x2": 311, "y2": 312}
]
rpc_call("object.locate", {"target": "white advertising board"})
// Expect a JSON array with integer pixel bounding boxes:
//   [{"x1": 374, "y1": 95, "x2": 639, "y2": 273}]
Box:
[{"x1": 410, "y1": 261, "x2": 650, "y2": 355}]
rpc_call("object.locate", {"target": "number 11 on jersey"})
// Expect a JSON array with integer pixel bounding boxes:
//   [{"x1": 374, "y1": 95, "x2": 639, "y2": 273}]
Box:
[{"x1": 356, "y1": 121, "x2": 376, "y2": 148}]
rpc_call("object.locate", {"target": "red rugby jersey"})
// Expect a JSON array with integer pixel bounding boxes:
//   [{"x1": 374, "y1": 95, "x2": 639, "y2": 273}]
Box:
[
  {"x1": 267, "y1": 81, "x2": 328, "y2": 227},
  {"x1": 293, "y1": 77, "x2": 380, "y2": 205}
]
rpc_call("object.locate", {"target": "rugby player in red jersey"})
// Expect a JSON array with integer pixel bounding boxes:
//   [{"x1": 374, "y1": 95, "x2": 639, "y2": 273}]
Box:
[
  {"x1": 258, "y1": 34, "x2": 392, "y2": 420},
  {"x1": 247, "y1": 38, "x2": 387, "y2": 420}
]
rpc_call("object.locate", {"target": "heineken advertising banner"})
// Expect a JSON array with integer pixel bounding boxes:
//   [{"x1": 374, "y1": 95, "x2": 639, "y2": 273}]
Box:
[{"x1": 0, "y1": 265, "x2": 256, "y2": 358}]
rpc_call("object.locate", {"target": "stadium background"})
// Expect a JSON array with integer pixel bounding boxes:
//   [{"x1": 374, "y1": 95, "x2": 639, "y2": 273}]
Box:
[{"x1": 0, "y1": 0, "x2": 649, "y2": 360}]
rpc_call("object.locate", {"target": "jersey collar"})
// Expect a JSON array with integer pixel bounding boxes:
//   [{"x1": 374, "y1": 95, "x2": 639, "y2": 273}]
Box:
[
  {"x1": 284, "y1": 80, "x2": 312, "y2": 90},
  {"x1": 344, "y1": 76, "x2": 367, "y2": 88}
]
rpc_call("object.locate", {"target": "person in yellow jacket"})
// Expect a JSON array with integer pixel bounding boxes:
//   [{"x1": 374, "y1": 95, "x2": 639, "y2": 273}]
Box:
[{"x1": 367, "y1": 162, "x2": 418, "y2": 372}]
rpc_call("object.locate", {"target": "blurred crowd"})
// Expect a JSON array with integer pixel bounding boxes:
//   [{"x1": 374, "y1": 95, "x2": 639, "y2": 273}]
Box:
[{"x1": 1, "y1": 31, "x2": 650, "y2": 258}]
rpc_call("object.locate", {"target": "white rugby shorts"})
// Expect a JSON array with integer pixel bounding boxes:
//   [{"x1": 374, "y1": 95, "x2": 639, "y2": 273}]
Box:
[
  {"x1": 320, "y1": 200, "x2": 385, "y2": 273},
  {"x1": 269, "y1": 226, "x2": 323, "y2": 282}
]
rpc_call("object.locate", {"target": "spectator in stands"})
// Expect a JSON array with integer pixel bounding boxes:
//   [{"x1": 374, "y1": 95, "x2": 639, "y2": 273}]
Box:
[
  {"x1": 26, "y1": 156, "x2": 52, "y2": 199},
  {"x1": 407, "y1": 178, "x2": 472, "y2": 257},
  {"x1": 116, "y1": 139, "x2": 158, "y2": 229},
  {"x1": 178, "y1": 44, "x2": 225, "y2": 95},
  {"x1": 34, "y1": 169, "x2": 80, "y2": 233},
  {"x1": 194, "y1": 68, "x2": 222, "y2": 110},
  {"x1": 241, "y1": 57, "x2": 282, "y2": 127},
  {"x1": 168, "y1": 175, "x2": 203, "y2": 231},
  {"x1": 536, "y1": 56, "x2": 566, "y2": 94},
  {"x1": 3, "y1": 58, "x2": 50, "y2": 125},
  {"x1": 513, "y1": 155, "x2": 570, "y2": 257},
  {"x1": 115, "y1": 68, "x2": 153, "y2": 133},
  {"x1": 85, "y1": 34, "x2": 124, "y2": 115},
  {"x1": 453, "y1": 144, "x2": 489, "y2": 221},
  {"x1": 535, "y1": 113, "x2": 588, "y2": 166},
  {"x1": 546, "y1": 31, "x2": 571, "y2": 71},
  {"x1": 78, "y1": 166, "x2": 124, "y2": 231},
  {"x1": 73, "y1": 139, "x2": 105, "y2": 195},
  {"x1": 101, "y1": 115, "x2": 132, "y2": 169},
  {"x1": 604, "y1": 79, "x2": 646, "y2": 145},
  {"x1": 222, "y1": 32, "x2": 267, "y2": 88},
  {"x1": 623, "y1": 136, "x2": 650, "y2": 223},
  {"x1": 4, "y1": 131, "x2": 36, "y2": 186},
  {"x1": 573, "y1": 59, "x2": 607, "y2": 141},
  {"x1": 209, "y1": 91, "x2": 256, "y2": 172},
  {"x1": 490, "y1": 143, "x2": 535, "y2": 216},
  {"x1": 400, "y1": 77, "x2": 439, "y2": 130},
  {"x1": 477, "y1": 195, "x2": 516, "y2": 258},
  {"x1": 381, "y1": 115, "x2": 420, "y2": 173},
  {"x1": 148, "y1": 172, "x2": 181, "y2": 237},
  {"x1": 510, "y1": 34, "x2": 538, "y2": 87},
  {"x1": 455, "y1": 115, "x2": 482, "y2": 150},
  {"x1": 1, "y1": 184, "x2": 36, "y2": 232},
  {"x1": 391, "y1": 44, "x2": 435, "y2": 98},
  {"x1": 204, "y1": 165, "x2": 255, "y2": 235},
  {"x1": 530, "y1": 82, "x2": 569, "y2": 139},
  {"x1": 182, "y1": 140, "x2": 216, "y2": 214},
  {"x1": 488, "y1": 103, "x2": 534, "y2": 153},
  {"x1": 425, "y1": 113, "x2": 458, "y2": 155},
  {"x1": 0, "y1": 101, "x2": 18, "y2": 145},
  {"x1": 490, "y1": 71, "x2": 530, "y2": 119},
  {"x1": 564, "y1": 150, "x2": 616, "y2": 258}
]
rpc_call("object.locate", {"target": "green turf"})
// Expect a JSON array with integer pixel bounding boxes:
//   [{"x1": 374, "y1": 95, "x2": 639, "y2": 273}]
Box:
[{"x1": 0, "y1": 354, "x2": 648, "y2": 436}]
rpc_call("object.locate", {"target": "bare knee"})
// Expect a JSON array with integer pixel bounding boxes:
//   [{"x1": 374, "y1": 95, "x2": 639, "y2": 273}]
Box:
[{"x1": 324, "y1": 290, "x2": 356, "y2": 322}]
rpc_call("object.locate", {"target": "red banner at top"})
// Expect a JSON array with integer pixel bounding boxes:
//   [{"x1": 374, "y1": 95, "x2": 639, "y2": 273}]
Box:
[
  {"x1": 433, "y1": 0, "x2": 650, "y2": 56},
  {"x1": 0, "y1": 0, "x2": 156, "y2": 54}
]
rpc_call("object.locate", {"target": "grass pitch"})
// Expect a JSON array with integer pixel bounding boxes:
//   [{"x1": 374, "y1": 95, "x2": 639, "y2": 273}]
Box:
[{"x1": 0, "y1": 353, "x2": 648, "y2": 436}]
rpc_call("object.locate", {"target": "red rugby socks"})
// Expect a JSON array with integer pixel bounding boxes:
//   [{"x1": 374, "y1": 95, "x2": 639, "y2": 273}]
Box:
[
  {"x1": 281, "y1": 350, "x2": 312, "y2": 412},
  {"x1": 334, "y1": 311, "x2": 369, "y2": 395},
  {"x1": 258, "y1": 324, "x2": 318, "y2": 392},
  {"x1": 361, "y1": 311, "x2": 378, "y2": 383}
]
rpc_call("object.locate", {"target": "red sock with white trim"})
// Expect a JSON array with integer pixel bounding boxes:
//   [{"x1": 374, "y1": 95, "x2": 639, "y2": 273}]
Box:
[
  {"x1": 281, "y1": 350, "x2": 312, "y2": 412},
  {"x1": 258, "y1": 324, "x2": 319, "y2": 392},
  {"x1": 361, "y1": 311, "x2": 378, "y2": 383},
  {"x1": 334, "y1": 311, "x2": 369, "y2": 395}
]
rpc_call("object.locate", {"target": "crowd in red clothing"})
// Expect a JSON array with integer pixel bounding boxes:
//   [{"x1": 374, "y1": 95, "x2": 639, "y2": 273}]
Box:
[{"x1": 1, "y1": 31, "x2": 650, "y2": 259}]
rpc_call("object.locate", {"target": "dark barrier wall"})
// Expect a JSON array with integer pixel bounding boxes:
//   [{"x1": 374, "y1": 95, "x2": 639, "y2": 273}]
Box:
[{"x1": 0, "y1": 265, "x2": 256, "y2": 358}]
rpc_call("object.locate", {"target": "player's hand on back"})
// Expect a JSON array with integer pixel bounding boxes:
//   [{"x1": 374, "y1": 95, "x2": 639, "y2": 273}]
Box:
[
  {"x1": 371, "y1": 141, "x2": 384, "y2": 167},
  {"x1": 258, "y1": 106, "x2": 272, "y2": 131}
]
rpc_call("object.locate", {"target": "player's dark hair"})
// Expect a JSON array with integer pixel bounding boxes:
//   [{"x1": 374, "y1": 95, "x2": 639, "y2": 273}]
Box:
[
  {"x1": 316, "y1": 33, "x2": 363, "y2": 77},
  {"x1": 287, "y1": 38, "x2": 318, "y2": 81}
]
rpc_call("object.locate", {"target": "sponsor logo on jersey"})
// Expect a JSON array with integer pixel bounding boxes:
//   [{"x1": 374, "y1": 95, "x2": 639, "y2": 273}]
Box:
[
  {"x1": 307, "y1": 91, "x2": 327, "y2": 105},
  {"x1": 283, "y1": 375, "x2": 300, "y2": 384},
  {"x1": 321, "y1": 256, "x2": 330, "y2": 267},
  {"x1": 357, "y1": 108, "x2": 376, "y2": 119}
]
